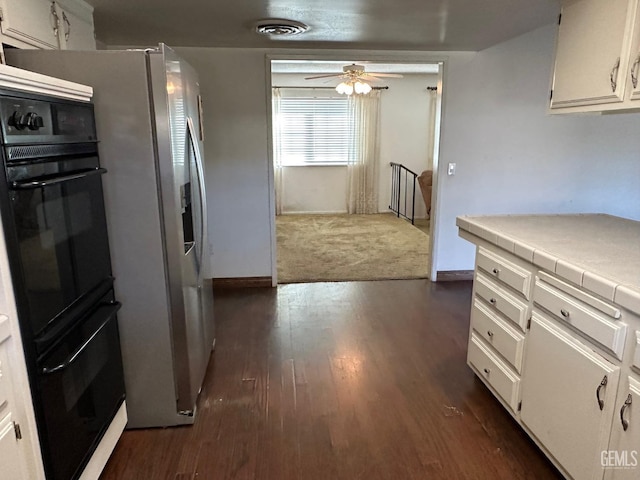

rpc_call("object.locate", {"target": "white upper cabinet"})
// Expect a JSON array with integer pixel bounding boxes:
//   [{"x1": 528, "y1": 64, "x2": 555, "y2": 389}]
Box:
[
  {"x1": 0, "y1": 0, "x2": 95, "y2": 50},
  {"x1": 54, "y1": 0, "x2": 96, "y2": 50},
  {"x1": 551, "y1": 0, "x2": 640, "y2": 113},
  {"x1": 628, "y1": 2, "x2": 640, "y2": 101},
  {"x1": 0, "y1": 0, "x2": 59, "y2": 49}
]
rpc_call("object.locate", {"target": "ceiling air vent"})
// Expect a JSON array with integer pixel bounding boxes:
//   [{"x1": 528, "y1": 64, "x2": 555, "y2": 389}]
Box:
[{"x1": 254, "y1": 19, "x2": 309, "y2": 36}]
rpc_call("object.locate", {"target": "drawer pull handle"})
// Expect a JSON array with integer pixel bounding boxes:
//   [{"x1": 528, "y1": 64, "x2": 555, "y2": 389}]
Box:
[
  {"x1": 489, "y1": 298, "x2": 497, "y2": 305},
  {"x1": 596, "y1": 375, "x2": 608, "y2": 411},
  {"x1": 492, "y1": 268, "x2": 500, "y2": 275},
  {"x1": 483, "y1": 368, "x2": 491, "y2": 375},
  {"x1": 487, "y1": 330, "x2": 494, "y2": 338},
  {"x1": 621, "y1": 394, "x2": 632, "y2": 431},
  {"x1": 560, "y1": 309, "x2": 570, "y2": 318}
]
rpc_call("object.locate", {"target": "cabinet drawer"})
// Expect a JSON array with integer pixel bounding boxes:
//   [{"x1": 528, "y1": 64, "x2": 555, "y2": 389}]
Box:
[
  {"x1": 476, "y1": 246, "x2": 532, "y2": 299},
  {"x1": 471, "y1": 299, "x2": 525, "y2": 373},
  {"x1": 468, "y1": 333, "x2": 520, "y2": 412},
  {"x1": 475, "y1": 272, "x2": 529, "y2": 331},
  {"x1": 533, "y1": 278, "x2": 627, "y2": 359}
]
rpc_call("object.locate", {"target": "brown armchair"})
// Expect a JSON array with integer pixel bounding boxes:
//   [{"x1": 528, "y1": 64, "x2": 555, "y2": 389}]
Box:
[{"x1": 417, "y1": 170, "x2": 432, "y2": 218}]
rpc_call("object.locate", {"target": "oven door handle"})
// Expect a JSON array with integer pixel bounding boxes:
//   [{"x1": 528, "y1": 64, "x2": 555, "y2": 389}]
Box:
[
  {"x1": 41, "y1": 302, "x2": 121, "y2": 375},
  {"x1": 11, "y1": 167, "x2": 107, "y2": 190}
]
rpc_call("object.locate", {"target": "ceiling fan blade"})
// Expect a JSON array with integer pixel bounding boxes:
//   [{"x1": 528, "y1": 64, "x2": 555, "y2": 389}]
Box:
[
  {"x1": 304, "y1": 73, "x2": 342, "y2": 80},
  {"x1": 359, "y1": 74, "x2": 383, "y2": 82},
  {"x1": 367, "y1": 73, "x2": 404, "y2": 78}
]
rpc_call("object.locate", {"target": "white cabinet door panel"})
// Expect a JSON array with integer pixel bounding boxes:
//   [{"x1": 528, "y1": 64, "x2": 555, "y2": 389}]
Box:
[
  {"x1": 628, "y1": 0, "x2": 640, "y2": 100},
  {"x1": 521, "y1": 312, "x2": 620, "y2": 480},
  {"x1": 551, "y1": 0, "x2": 635, "y2": 109},
  {"x1": 0, "y1": 413, "x2": 25, "y2": 479},
  {"x1": 56, "y1": 0, "x2": 95, "y2": 50},
  {"x1": 605, "y1": 376, "x2": 640, "y2": 479},
  {"x1": 0, "y1": 0, "x2": 59, "y2": 49}
]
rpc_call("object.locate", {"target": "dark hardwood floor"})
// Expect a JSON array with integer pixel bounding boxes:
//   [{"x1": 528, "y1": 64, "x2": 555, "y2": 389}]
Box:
[{"x1": 100, "y1": 280, "x2": 562, "y2": 480}]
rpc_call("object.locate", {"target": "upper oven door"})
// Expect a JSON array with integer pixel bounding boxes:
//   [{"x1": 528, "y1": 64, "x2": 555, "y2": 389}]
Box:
[{"x1": 6, "y1": 152, "x2": 113, "y2": 339}]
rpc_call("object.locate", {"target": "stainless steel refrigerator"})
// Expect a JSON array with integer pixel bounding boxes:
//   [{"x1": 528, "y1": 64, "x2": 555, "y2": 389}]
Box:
[{"x1": 7, "y1": 45, "x2": 216, "y2": 428}]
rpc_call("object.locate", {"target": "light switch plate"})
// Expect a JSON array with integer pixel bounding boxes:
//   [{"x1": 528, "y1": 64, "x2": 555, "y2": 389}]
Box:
[{"x1": 448, "y1": 163, "x2": 456, "y2": 175}]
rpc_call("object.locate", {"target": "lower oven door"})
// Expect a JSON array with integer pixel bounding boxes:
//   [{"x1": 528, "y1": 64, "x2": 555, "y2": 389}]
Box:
[{"x1": 36, "y1": 297, "x2": 125, "y2": 480}]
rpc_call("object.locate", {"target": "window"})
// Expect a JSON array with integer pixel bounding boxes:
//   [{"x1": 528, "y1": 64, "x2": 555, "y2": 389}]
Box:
[{"x1": 274, "y1": 91, "x2": 354, "y2": 166}]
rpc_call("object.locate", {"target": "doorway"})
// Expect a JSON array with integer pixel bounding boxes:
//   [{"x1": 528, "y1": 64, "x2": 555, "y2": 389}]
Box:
[{"x1": 266, "y1": 58, "x2": 444, "y2": 285}]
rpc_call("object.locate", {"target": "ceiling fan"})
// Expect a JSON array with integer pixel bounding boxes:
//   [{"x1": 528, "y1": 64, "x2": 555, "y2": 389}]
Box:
[
  {"x1": 304, "y1": 64, "x2": 404, "y2": 82},
  {"x1": 304, "y1": 64, "x2": 403, "y2": 95}
]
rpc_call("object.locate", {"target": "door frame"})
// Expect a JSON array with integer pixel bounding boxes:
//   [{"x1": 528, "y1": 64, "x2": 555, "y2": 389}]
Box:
[{"x1": 265, "y1": 53, "x2": 448, "y2": 285}]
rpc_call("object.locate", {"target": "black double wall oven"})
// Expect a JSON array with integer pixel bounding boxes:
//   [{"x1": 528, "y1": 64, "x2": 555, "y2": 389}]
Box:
[{"x1": 0, "y1": 89, "x2": 125, "y2": 480}]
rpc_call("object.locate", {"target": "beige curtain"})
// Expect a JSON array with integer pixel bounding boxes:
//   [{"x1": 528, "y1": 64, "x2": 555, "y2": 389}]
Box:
[
  {"x1": 272, "y1": 88, "x2": 284, "y2": 215},
  {"x1": 346, "y1": 90, "x2": 381, "y2": 214}
]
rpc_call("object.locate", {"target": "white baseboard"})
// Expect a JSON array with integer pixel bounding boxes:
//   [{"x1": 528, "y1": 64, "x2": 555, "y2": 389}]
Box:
[{"x1": 79, "y1": 401, "x2": 127, "y2": 480}]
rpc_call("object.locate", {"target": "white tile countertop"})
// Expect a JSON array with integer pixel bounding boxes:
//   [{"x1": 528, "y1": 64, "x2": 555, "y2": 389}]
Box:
[{"x1": 456, "y1": 214, "x2": 640, "y2": 314}]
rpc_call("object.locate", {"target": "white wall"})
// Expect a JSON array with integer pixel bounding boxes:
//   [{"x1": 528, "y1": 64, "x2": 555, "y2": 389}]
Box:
[
  {"x1": 280, "y1": 166, "x2": 348, "y2": 214},
  {"x1": 378, "y1": 75, "x2": 437, "y2": 217},
  {"x1": 273, "y1": 73, "x2": 437, "y2": 216},
  {"x1": 177, "y1": 31, "x2": 640, "y2": 280},
  {"x1": 176, "y1": 48, "x2": 274, "y2": 278},
  {"x1": 435, "y1": 24, "x2": 640, "y2": 272}
]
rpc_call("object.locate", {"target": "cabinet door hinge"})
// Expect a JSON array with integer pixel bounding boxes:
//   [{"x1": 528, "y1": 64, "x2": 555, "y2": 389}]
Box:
[
  {"x1": 13, "y1": 422, "x2": 22, "y2": 440},
  {"x1": 527, "y1": 318, "x2": 531, "y2": 330},
  {"x1": 550, "y1": 90, "x2": 553, "y2": 101},
  {"x1": 517, "y1": 401, "x2": 522, "y2": 412},
  {"x1": 558, "y1": 13, "x2": 562, "y2": 25}
]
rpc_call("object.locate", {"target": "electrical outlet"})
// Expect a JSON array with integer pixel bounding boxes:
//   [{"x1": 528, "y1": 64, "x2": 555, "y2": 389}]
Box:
[{"x1": 447, "y1": 163, "x2": 456, "y2": 176}]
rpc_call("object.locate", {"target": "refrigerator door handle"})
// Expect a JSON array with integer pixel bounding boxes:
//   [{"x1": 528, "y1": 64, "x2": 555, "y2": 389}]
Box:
[{"x1": 187, "y1": 116, "x2": 207, "y2": 280}]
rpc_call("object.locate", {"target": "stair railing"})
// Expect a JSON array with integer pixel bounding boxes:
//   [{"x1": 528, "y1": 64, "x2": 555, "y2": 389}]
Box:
[{"x1": 389, "y1": 162, "x2": 417, "y2": 225}]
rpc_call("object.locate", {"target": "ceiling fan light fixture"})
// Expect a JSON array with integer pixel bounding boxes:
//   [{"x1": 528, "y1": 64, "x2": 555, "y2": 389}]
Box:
[
  {"x1": 354, "y1": 81, "x2": 372, "y2": 94},
  {"x1": 255, "y1": 19, "x2": 309, "y2": 36},
  {"x1": 336, "y1": 79, "x2": 372, "y2": 95},
  {"x1": 336, "y1": 81, "x2": 354, "y2": 95}
]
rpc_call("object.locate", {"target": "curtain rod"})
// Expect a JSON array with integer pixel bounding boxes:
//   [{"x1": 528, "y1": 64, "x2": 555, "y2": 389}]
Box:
[{"x1": 272, "y1": 86, "x2": 389, "y2": 90}]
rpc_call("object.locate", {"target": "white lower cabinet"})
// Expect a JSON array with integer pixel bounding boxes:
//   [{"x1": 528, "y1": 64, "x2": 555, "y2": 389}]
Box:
[
  {"x1": 0, "y1": 318, "x2": 29, "y2": 480},
  {"x1": 521, "y1": 313, "x2": 620, "y2": 480},
  {"x1": 0, "y1": 412, "x2": 25, "y2": 479},
  {"x1": 604, "y1": 375, "x2": 640, "y2": 479}
]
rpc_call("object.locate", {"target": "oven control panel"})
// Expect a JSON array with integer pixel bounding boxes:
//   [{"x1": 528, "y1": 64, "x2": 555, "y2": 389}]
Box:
[
  {"x1": 9, "y1": 110, "x2": 45, "y2": 131},
  {"x1": 0, "y1": 95, "x2": 96, "y2": 144},
  {"x1": 1, "y1": 98, "x2": 53, "y2": 137}
]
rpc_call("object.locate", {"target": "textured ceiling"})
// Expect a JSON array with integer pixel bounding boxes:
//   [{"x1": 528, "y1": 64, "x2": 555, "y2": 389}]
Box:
[{"x1": 85, "y1": 0, "x2": 560, "y2": 51}]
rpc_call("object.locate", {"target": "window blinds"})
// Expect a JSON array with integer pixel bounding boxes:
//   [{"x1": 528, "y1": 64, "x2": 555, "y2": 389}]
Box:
[{"x1": 277, "y1": 96, "x2": 354, "y2": 165}]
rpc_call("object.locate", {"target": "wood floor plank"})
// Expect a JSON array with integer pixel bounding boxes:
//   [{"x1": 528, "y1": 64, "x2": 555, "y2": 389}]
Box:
[{"x1": 100, "y1": 280, "x2": 562, "y2": 480}]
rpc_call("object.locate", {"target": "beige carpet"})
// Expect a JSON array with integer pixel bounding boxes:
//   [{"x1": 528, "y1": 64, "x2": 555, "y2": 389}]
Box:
[{"x1": 277, "y1": 213, "x2": 430, "y2": 283}]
